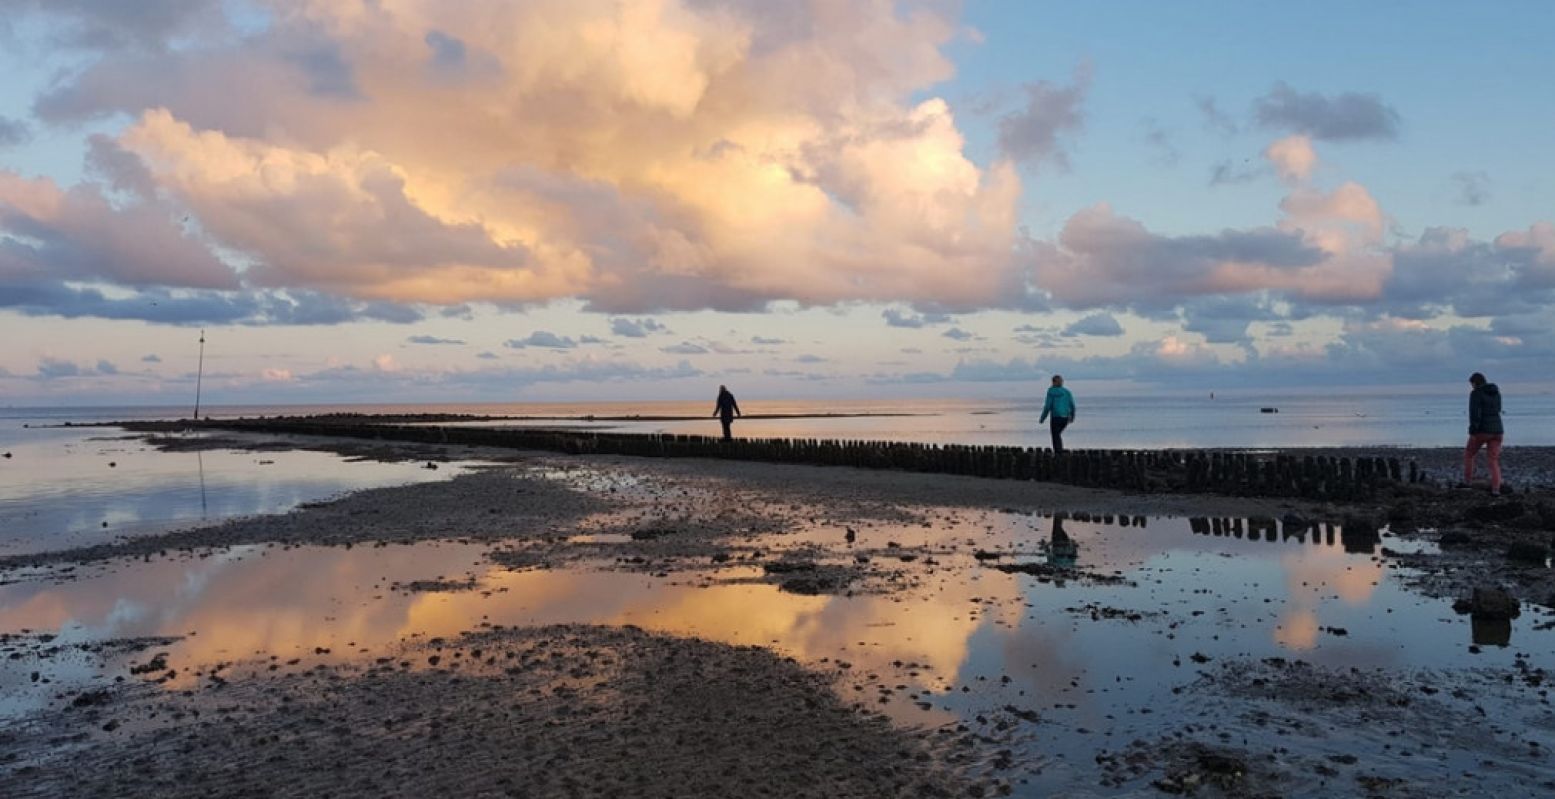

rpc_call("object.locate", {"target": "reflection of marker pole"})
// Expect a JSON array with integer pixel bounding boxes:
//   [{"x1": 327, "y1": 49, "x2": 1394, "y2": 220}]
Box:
[
  {"x1": 194, "y1": 329, "x2": 206, "y2": 421},
  {"x1": 197, "y1": 449, "x2": 207, "y2": 518}
]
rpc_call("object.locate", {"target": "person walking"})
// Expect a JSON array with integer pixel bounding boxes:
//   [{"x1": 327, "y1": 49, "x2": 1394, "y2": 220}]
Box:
[
  {"x1": 1464, "y1": 372, "x2": 1504, "y2": 496},
  {"x1": 713, "y1": 384, "x2": 742, "y2": 441},
  {"x1": 1038, "y1": 374, "x2": 1076, "y2": 454}
]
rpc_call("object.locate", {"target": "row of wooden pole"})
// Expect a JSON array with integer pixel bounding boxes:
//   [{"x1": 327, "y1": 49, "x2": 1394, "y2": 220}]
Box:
[{"x1": 210, "y1": 419, "x2": 1417, "y2": 500}]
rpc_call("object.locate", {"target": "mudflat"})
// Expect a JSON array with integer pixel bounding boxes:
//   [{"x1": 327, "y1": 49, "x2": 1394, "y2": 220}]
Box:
[{"x1": 3, "y1": 434, "x2": 1554, "y2": 797}]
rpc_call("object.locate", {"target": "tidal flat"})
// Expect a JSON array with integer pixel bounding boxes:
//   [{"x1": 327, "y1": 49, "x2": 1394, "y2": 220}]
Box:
[{"x1": 2, "y1": 431, "x2": 1554, "y2": 797}]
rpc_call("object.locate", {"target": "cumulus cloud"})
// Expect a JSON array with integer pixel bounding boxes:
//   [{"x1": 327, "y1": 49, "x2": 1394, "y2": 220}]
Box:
[
  {"x1": 997, "y1": 63, "x2": 1092, "y2": 168},
  {"x1": 1264, "y1": 135, "x2": 1317, "y2": 182},
  {"x1": 504, "y1": 331, "x2": 577, "y2": 349},
  {"x1": 119, "y1": 110, "x2": 539, "y2": 303},
  {"x1": 407, "y1": 335, "x2": 465, "y2": 345},
  {"x1": 661, "y1": 341, "x2": 709, "y2": 354},
  {"x1": 0, "y1": 170, "x2": 238, "y2": 289},
  {"x1": 1253, "y1": 82, "x2": 1400, "y2": 142},
  {"x1": 1497, "y1": 222, "x2": 1555, "y2": 288},
  {"x1": 1061, "y1": 313, "x2": 1124, "y2": 337},
  {"x1": 1031, "y1": 204, "x2": 1332, "y2": 309},
  {"x1": 12, "y1": 0, "x2": 1032, "y2": 317},
  {"x1": 942, "y1": 327, "x2": 977, "y2": 341},
  {"x1": 610, "y1": 317, "x2": 669, "y2": 338}
]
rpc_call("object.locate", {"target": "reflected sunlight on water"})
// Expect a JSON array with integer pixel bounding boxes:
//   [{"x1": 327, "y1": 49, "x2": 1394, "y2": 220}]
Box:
[{"x1": 4, "y1": 511, "x2": 1548, "y2": 742}]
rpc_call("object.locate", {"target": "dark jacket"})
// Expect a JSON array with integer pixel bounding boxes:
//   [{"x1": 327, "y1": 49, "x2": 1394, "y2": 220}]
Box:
[
  {"x1": 1469, "y1": 383, "x2": 1504, "y2": 435},
  {"x1": 715, "y1": 390, "x2": 741, "y2": 419}
]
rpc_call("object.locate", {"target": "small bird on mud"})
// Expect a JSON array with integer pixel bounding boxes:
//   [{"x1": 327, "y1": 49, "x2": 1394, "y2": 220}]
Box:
[{"x1": 844, "y1": 527, "x2": 856, "y2": 544}]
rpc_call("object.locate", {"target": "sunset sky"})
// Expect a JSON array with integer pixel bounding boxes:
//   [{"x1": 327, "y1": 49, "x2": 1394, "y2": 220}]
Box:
[{"x1": 2, "y1": 1, "x2": 1551, "y2": 405}]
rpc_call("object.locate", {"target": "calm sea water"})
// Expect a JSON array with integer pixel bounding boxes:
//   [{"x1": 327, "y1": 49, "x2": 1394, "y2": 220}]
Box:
[
  {"x1": 5, "y1": 390, "x2": 1550, "y2": 449},
  {"x1": 1, "y1": 392, "x2": 1548, "y2": 549}
]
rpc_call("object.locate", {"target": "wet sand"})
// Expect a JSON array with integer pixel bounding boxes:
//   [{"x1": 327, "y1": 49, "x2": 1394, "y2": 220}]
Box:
[
  {"x1": 3, "y1": 433, "x2": 1555, "y2": 796},
  {"x1": 1, "y1": 625, "x2": 979, "y2": 799}
]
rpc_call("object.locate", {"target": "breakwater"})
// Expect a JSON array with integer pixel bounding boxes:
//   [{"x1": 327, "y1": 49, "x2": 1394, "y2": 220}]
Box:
[{"x1": 151, "y1": 417, "x2": 1419, "y2": 500}]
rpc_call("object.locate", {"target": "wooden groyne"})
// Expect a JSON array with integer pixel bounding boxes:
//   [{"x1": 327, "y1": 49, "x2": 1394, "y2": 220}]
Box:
[{"x1": 163, "y1": 418, "x2": 1419, "y2": 501}]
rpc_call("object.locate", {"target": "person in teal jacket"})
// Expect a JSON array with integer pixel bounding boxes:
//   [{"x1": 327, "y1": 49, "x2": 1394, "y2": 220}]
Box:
[{"x1": 1038, "y1": 375, "x2": 1076, "y2": 454}]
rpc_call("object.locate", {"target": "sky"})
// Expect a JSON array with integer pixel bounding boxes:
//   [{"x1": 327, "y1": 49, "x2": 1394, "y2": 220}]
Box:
[{"x1": 1, "y1": 0, "x2": 1551, "y2": 406}]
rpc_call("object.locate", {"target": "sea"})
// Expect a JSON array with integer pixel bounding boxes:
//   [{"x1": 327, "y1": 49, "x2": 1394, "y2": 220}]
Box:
[{"x1": 2, "y1": 390, "x2": 1547, "y2": 552}]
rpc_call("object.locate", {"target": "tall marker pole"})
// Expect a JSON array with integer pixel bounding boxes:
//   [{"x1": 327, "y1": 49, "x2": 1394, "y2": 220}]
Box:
[{"x1": 194, "y1": 329, "x2": 206, "y2": 421}]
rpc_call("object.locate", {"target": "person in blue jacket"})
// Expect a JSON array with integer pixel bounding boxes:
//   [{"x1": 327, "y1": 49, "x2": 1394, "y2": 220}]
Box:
[{"x1": 1038, "y1": 374, "x2": 1076, "y2": 454}]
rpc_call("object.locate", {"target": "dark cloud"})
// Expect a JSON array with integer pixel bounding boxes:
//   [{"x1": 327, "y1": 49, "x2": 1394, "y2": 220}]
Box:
[
  {"x1": 610, "y1": 317, "x2": 669, "y2": 338},
  {"x1": 1034, "y1": 206, "x2": 1328, "y2": 309},
  {"x1": 941, "y1": 327, "x2": 977, "y2": 341},
  {"x1": 1, "y1": 0, "x2": 224, "y2": 51},
  {"x1": 288, "y1": 41, "x2": 362, "y2": 99},
  {"x1": 0, "y1": 281, "x2": 425, "y2": 326},
  {"x1": 504, "y1": 331, "x2": 577, "y2": 349},
  {"x1": 36, "y1": 357, "x2": 84, "y2": 379},
  {"x1": 407, "y1": 335, "x2": 465, "y2": 345},
  {"x1": 35, "y1": 356, "x2": 120, "y2": 379},
  {"x1": 1253, "y1": 82, "x2": 1400, "y2": 141},
  {"x1": 918, "y1": 316, "x2": 1554, "y2": 389},
  {"x1": 1012, "y1": 323, "x2": 1075, "y2": 349},
  {"x1": 475, "y1": 351, "x2": 499, "y2": 360},
  {"x1": 1207, "y1": 158, "x2": 1265, "y2": 187},
  {"x1": 141, "y1": 354, "x2": 161, "y2": 363},
  {"x1": 1061, "y1": 313, "x2": 1124, "y2": 337},
  {"x1": 1381, "y1": 226, "x2": 1555, "y2": 320},
  {"x1": 424, "y1": 30, "x2": 467, "y2": 72},
  {"x1": 579, "y1": 335, "x2": 607, "y2": 345},
  {"x1": 794, "y1": 354, "x2": 827, "y2": 363},
  {"x1": 84, "y1": 135, "x2": 157, "y2": 198},
  {"x1": 750, "y1": 336, "x2": 786, "y2": 345},
  {"x1": 997, "y1": 63, "x2": 1092, "y2": 168},
  {"x1": 1140, "y1": 118, "x2": 1180, "y2": 167},
  {"x1": 1451, "y1": 171, "x2": 1491, "y2": 206},
  {"x1": 1180, "y1": 297, "x2": 1277, "y2": 344},
  {"x1": 0, "y1": 176, "x2": 239, "y2": 289},
  {"x1": 1194, "y1": 95, "x2": 1239, "y2": 135},
  {"x1": 882, "y1": 308, "x2": 951, "y2": 328},
  {"x1": 0, "y1": 115, "x2": 30, "y2": 147},
  {"x1": 440, "y1": 304, "x2": 475, "y2": 320},
  {"x1": 660, "y1": 341, "x2": 709, "y2": 354}
]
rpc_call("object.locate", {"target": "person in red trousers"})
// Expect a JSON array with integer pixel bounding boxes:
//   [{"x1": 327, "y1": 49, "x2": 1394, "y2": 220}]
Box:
[{"x1": 1463, "y1": 372, "x2": 1504, "y2": 496}]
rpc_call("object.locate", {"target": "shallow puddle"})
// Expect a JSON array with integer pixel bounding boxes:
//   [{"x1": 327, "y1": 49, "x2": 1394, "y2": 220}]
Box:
[
  {"x1": 2, "y1": 508, "x2": 1552, "y2": 795},
  {"x1": 0, "y1": 426, "x2": 483, "y2": 555}
]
